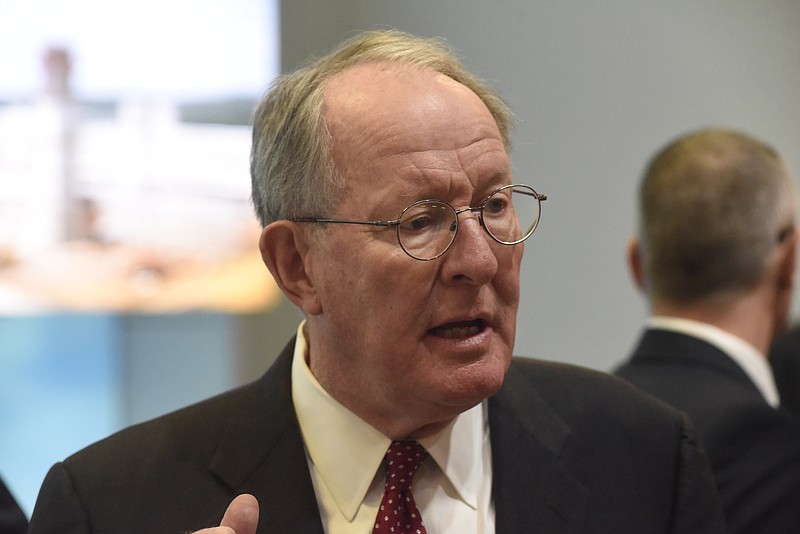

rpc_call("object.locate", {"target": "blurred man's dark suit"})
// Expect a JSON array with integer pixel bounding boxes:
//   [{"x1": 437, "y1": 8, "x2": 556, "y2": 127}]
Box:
[
  {"x1": 616, "y1": 328, "x2": 800, "y2": 534},
  {"x1": 770, "y1": 324, "x2": 800, "y2": 419},
  {"x1": 28, "y1": 338, "x2": 724, "y2": 533},
  {"x1": 0, "y1": 475, "x2": 27, "y2": 534}
]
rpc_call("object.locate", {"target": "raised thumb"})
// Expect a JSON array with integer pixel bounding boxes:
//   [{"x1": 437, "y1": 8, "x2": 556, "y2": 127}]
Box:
[{"x1": 219, "y1": 493, "x2": 259, "y2": 534}]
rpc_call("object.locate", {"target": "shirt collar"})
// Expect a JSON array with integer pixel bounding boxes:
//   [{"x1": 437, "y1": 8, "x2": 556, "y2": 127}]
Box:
[
  {"x1": 648, "y1": 316, "x2": 780, "y2": 407},
  {"x1": 417, "y1": 399, "x2": 485, "y2": 511},
  {"x1": 291, "y1": 321, "x2": 483, "y2": 519}
]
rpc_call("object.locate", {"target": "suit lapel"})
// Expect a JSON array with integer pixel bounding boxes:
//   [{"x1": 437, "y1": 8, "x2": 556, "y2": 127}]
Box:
[
  {"x1": 209, "y1": 338, "x2": 325, "y2": 533},
  {"x1": 490, "y1": 360, "x2": 589, "y2": 533}
]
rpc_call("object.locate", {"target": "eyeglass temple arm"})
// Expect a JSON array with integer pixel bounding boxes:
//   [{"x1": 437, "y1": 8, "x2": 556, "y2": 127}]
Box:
[
  {"x1": 514, "y1": 190, "x2": 547, "y2": 201},
  {"x1": 292, "y1": 217, "x2": 400, "y2": 227}
]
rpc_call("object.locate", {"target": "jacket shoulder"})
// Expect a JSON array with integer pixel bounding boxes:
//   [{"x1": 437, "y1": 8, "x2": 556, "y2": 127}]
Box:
[{"x1": 506, "y1": 356, "x2": 680, "y2": 420}]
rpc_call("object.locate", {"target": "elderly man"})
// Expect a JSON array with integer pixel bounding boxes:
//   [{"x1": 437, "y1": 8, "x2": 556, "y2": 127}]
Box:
[
  {"x1": 615, "y1": 128, "x2": 800, "y2": 533},
  {"x1": 28, "y1": 31, "x2": 724, "y2": 533}
]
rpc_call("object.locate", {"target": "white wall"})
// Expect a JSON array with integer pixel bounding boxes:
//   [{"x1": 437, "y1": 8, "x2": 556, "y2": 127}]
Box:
[{"x1": 280, "y1": 0, "x2": 800, "y2": 371}]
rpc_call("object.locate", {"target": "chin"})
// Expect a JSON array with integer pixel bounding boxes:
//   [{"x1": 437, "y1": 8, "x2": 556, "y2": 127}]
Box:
[{"x1": 442, "y1": 356, "x2": 509, "y2": 407}]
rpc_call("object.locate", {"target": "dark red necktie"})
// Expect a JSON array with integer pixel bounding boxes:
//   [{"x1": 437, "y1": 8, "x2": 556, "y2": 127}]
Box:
[{"x1": 374, "y1": 440, "x2": 428, "y2": 534}]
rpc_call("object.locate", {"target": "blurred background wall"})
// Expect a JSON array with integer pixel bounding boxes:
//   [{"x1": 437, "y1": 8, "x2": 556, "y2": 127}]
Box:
[{"x1": 2, "y1": 0, "x2": 799, "y2": 516}]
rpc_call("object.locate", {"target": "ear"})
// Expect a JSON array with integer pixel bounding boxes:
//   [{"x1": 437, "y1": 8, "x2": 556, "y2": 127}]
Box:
[
  {"x1": 776, "y1": 227, "x2": 798, "y2": 291},
  {"x1": 771, "y1": 227, "x2": 797, "y2": 336},
  {"x1": 259, "y1": 222, "x2": 322, "y2": 315},
  {"x1": 627, "y1": 236, "x2": 647, "y2": 292}
]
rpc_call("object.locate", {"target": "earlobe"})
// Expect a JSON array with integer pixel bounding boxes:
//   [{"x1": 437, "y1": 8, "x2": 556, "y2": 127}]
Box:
[
  {"x1": 627, "y1": 236, "x2": 647, "y2": 292},
  {"x1": 771, "y1": 227, "x2": 797, "y2": 335},
  {"x1": 777, "y1": 228, "x2": 798, "y2": 290},
  {"x1": 259, "y1": 223, "x2": 323, "y2": 315}
]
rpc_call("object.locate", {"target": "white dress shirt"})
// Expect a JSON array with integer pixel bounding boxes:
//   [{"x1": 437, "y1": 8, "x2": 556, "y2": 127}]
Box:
[
  {"x1": 647, "y1": 316, "x2": 780, "y2": 407},
  {"x1": 291, "y1": 321, "x2": 496, "y2": 533}
]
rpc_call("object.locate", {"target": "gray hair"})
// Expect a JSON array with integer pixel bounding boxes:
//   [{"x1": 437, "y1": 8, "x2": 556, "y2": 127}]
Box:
[
  {"x1": 638, "y1": 128, "x2": 796, "y2": 303},
  {"x1": 250, "y1": 29, "x2": 514, "y2": 227}
]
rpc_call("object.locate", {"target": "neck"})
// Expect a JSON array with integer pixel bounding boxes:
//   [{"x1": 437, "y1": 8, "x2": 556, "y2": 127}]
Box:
[{"x1": 650, "y1": 288, "x2": 778, "y2": 357}]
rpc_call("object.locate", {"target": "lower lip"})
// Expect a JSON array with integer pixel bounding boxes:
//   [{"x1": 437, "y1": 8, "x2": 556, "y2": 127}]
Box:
[{"x1": 425, "y1": 324, "x2": 494, "y2": 351}]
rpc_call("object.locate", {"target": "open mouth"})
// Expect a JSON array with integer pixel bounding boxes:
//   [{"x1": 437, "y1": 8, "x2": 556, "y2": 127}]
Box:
[{"x1": 428, "y1": 319, "x2": 486, "y2": 339}]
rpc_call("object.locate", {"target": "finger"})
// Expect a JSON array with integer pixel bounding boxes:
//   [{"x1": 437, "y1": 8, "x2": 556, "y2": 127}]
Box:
[{"x1": 220, "y1": 493, "x2": 260, "y2": 534}]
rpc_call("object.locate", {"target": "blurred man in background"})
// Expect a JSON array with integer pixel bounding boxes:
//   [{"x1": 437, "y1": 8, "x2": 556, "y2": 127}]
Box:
[{"x1": 616, "y1": 128, "x2": 800, "y2": 533}]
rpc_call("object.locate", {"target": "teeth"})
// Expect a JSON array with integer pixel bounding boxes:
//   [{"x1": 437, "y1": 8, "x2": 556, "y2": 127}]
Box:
[{"x1": 434, "y1": 323, "x2": 482, "y2": 339}]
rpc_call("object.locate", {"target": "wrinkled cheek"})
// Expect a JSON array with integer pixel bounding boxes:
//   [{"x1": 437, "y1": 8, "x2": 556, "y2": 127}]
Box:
[
  {"x1": 497, "y1": 265, "x2": 521, "y2": 308},
  {"x1": 496, "y1": 269, "x2": 521, "y2": 350}
]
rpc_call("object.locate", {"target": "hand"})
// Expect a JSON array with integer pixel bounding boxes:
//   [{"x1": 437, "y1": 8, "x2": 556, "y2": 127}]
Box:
[{"x1": 193, "y1": 494, "x2": 259, "y2": 534}]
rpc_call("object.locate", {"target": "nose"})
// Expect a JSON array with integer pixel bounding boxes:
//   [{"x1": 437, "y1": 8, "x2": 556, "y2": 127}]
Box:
[{"x1": 440, "y1": 212, "x2": 498, "y2": 285}]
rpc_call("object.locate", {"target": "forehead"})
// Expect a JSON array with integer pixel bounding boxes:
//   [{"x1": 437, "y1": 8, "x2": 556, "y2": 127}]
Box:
[{"x1": 322, "y1": 63, "x2": 509, "y2": 199}]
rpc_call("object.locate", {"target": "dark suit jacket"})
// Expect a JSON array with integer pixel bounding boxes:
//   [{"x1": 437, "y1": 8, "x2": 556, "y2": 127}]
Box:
[
  {"x1": 28, "y1": 338, "x2": 724, "y2": 533},
  {"x1": 0, "y1": 475, "x2": 27, "y2": 534},
  {"x1": 770, "y1": 324, "x2": 800, "y2": 419},
  {"x1": 615, "y1": 329, "x2": 800, "y2": 534}
]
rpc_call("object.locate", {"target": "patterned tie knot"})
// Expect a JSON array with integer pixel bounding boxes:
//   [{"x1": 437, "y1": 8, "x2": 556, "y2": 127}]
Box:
[
  {"x1": 385, "y1": 440, "x2": 428, "y2": 492},
  {"x1": 374, "y1": 440, "x2": 428, "y2": 534}
]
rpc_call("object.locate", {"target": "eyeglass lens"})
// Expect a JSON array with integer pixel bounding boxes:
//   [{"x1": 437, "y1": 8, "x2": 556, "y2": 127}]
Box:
[{"x1": 397, "y1": 186, "x2": 541, "y2": 260}]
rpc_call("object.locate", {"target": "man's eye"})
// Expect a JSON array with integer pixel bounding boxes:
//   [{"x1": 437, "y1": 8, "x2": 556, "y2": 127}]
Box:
[
  {"x1": 404, "y1": 216, "x2": 431, "y2": 231},
  {"x1": 485, "y1": 197, "x2": 508, "y2": 215}
]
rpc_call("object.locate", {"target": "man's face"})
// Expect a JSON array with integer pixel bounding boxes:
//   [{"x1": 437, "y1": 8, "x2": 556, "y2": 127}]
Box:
[{"x1": 304, "y1": 63, "x2": 522, "y2": 438}]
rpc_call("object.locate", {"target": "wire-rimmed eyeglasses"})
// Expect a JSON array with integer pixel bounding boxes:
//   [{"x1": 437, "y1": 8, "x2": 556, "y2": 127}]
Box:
[{"x1": 292, "y1": 184, "x2": 547, "y2": 261}]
